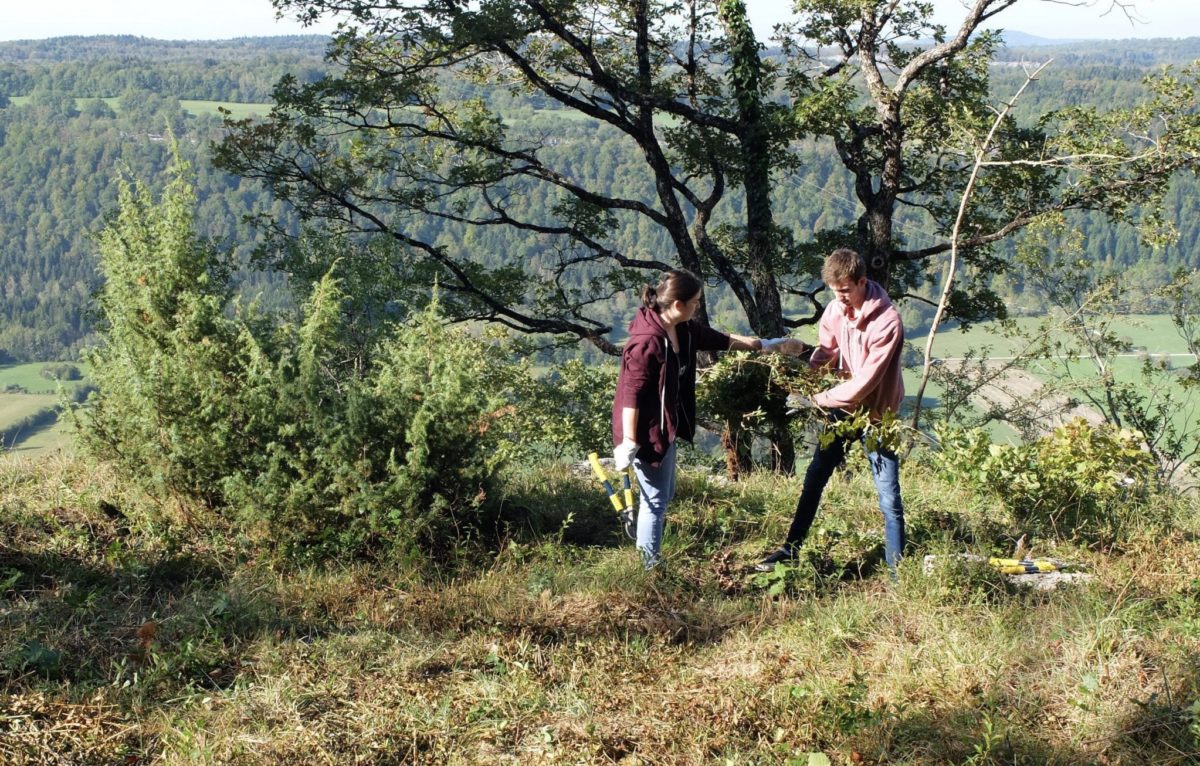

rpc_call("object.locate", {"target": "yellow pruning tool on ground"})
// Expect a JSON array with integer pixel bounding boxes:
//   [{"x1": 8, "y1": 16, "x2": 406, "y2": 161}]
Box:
[{"x1": 987, "y1": 557, "x2": 1071, "y2": 574}]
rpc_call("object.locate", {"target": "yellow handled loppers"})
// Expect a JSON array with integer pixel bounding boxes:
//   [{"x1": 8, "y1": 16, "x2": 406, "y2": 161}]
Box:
[{"x1": 587, "y1": 452, "x2": 635, "y2": 512}]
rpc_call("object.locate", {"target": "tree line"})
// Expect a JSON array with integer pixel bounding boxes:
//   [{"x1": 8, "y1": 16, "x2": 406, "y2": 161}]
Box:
[{"x1": 1, "y1": 24, "x2": 1200, "y2": 362}]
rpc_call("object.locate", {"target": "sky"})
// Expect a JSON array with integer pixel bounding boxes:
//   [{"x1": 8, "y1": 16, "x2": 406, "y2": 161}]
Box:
[
  {"x1": 0, "y1": 0, "x2": 1198, "y2": 43},
  {"x1": 0, "y1": 0, "x2": 340, "y2": 41}
]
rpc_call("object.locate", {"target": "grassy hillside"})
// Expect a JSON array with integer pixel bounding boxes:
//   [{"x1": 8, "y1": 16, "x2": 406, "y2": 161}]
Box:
[
  {"x1": 0, "y1": 394, "x2": 57, "y2": 426},
  {"x1": 0, "y1": 364, "x2": 89, "y2": 457},
  {"x1": 3, "y1": 418, "x2": 73, "y2": 456},
  {"x1": 0, "y1": 394, "x2": 63, "y2": 456},
  {"x1": 1, "y1": 453, "x2": 1198, "y2": 764}
]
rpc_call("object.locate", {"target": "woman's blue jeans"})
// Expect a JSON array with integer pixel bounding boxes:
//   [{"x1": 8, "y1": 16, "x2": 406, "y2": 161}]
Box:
[
  {"x1": 632, "y1": 442, "x2": 677, "y2": 569},
  {"x1": 784, "y1": 424, "x2": 905, "y2": 569}
]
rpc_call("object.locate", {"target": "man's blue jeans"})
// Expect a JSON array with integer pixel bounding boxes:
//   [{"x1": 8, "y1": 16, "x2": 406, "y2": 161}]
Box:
[
  {"x1": 632, "y1": 442, "x2": 677, "y2": 569},
  {"x1": 784, "y1": 423, "x2": 905, "y2": 569}
]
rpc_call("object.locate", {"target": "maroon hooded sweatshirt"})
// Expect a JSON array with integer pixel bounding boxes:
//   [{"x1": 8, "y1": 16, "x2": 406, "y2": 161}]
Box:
[{"x1": 612, "y1": 307, "x2": 732, "y2": 466}]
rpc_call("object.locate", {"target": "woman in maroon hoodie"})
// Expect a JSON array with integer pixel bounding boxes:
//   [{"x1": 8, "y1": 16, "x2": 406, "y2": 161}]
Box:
[{"x1": 612, "y1": 269, "x2": 803, "y2": 569}]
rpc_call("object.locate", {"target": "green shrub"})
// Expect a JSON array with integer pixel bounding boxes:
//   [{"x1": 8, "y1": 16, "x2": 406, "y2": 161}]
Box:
[
  {"x1": 217, "y1": 283, "x2": 510, "y2": 560},
  {"x1": 39, "y1": 363, "x2": 82, "y2": 381},
  {"x1": 78, "y1": 154, "x2": 249, "y2": 509},
  {"x1": 78, "y1": 153, "x2": 512, "y2": 562},
  {"x1": 491, "y1": 353, "x2": 616, "y2": 461},
  {"x1": 932, "y1": 418, "x2": 1157, "y2": 541}
]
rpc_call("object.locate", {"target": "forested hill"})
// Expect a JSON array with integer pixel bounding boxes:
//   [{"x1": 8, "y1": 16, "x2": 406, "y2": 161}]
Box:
[
  {"x1": 0, "y1": 35, "x2": 328, "y2": 61},
  {"x1": 1001, "y1": 35, "x2": 1200, "y2": 65},
  {"x1": 0, "y1": 36, "x2": 329, "y2": 102},
  {"x1": 1, "y1": 35, "x2": 1199, "y2": 361},
  {"x1": 0, "y1": 37, "x2": 330, "y2": 360}
]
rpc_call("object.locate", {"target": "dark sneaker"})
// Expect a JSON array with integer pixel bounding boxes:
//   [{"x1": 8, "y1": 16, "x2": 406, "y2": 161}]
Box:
[
  {"x1": 620, "y1": 509, "x2": 637, "y2": 541},
  {"x1": 640, "y1": 548, "x2": 661, "y2": 571},
  {"x1": 754, "y1": 546, "x2": 798, "y2": 572}
]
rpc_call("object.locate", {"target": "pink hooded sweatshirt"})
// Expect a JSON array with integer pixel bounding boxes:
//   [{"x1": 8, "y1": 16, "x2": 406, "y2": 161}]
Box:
[{"x1": 810, "y1": 279, "x2": 905, "y2": 420}]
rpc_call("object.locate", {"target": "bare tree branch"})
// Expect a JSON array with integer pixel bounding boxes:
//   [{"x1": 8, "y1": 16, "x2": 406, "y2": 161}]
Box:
[{"x1": 912, "y1": 58, "x2": 1052, "y2": 431}]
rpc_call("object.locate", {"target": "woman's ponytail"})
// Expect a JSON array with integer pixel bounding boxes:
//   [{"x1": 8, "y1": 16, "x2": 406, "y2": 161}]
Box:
[
  {"x1": 641, "y1": 284, "x2": 659, "y2": 311},
  {"x1": 641, "y1": 269, "x2": 702, "y2": 314}
]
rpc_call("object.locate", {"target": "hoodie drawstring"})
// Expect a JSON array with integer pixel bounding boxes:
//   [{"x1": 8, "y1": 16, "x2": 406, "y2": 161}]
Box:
[{"x1": 661, "y1": 337, "x2": 668, "y2": 433}]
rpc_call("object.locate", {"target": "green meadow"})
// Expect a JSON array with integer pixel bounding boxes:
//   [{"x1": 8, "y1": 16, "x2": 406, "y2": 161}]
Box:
[
  {"x1": 0, "y1": 363, "x2": 90, "y2": 457},
  {"x1": 179, "y1": 99, "x2": 274, "y2": 119},
  {"x1": 1, "y1": 334, "x2": 1198, "y2": 765},
  {"x1": 0, "y1": 362, "x2": 88, "y2": 394},
  {"x1": 912, "y1": 314, "x2": 1195, "y2": 359},
  {"x1": 0, "y1": 393, "x2": 58, "y2": 426},
  {"x1": 7, "y1": 95, "x2": 274, "y2": 119},
  {"x1": 2, "y1": 416, "x2": 73, "y2": 456}
]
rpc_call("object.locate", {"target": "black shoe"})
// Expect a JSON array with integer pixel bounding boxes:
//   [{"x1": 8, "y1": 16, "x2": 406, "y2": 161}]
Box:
[
  {"x1": 640, "y1": 548, "x2": 661, "y2": 571},
  {"x1": 754, "y1": 546, "x2": 798, "y2": 572}
]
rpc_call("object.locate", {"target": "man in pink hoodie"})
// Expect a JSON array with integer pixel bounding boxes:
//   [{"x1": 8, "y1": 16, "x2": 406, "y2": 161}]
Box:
[{"x1": 755, "y1": 249, "x2": 907, "y2": 574}]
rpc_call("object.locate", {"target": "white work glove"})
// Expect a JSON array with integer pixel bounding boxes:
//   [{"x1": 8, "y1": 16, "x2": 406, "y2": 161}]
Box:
[
  {"x1": 761, "y1": 338, "x2": 807, "y2": 357},
  {"x1": 786, "y1": 393, "x2": 816, "y2": 413},
  {"x1": 614, "y1": 440, "x2": 638, "y2": 471},
  {"x1": 760, "y1": 337, "x2": 788, "y2": 352}
]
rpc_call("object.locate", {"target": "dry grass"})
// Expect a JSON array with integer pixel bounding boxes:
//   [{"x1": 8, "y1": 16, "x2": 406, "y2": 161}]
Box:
[{"x1": 2, "y1": 454, "x2": 1199, "y2": 764}]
